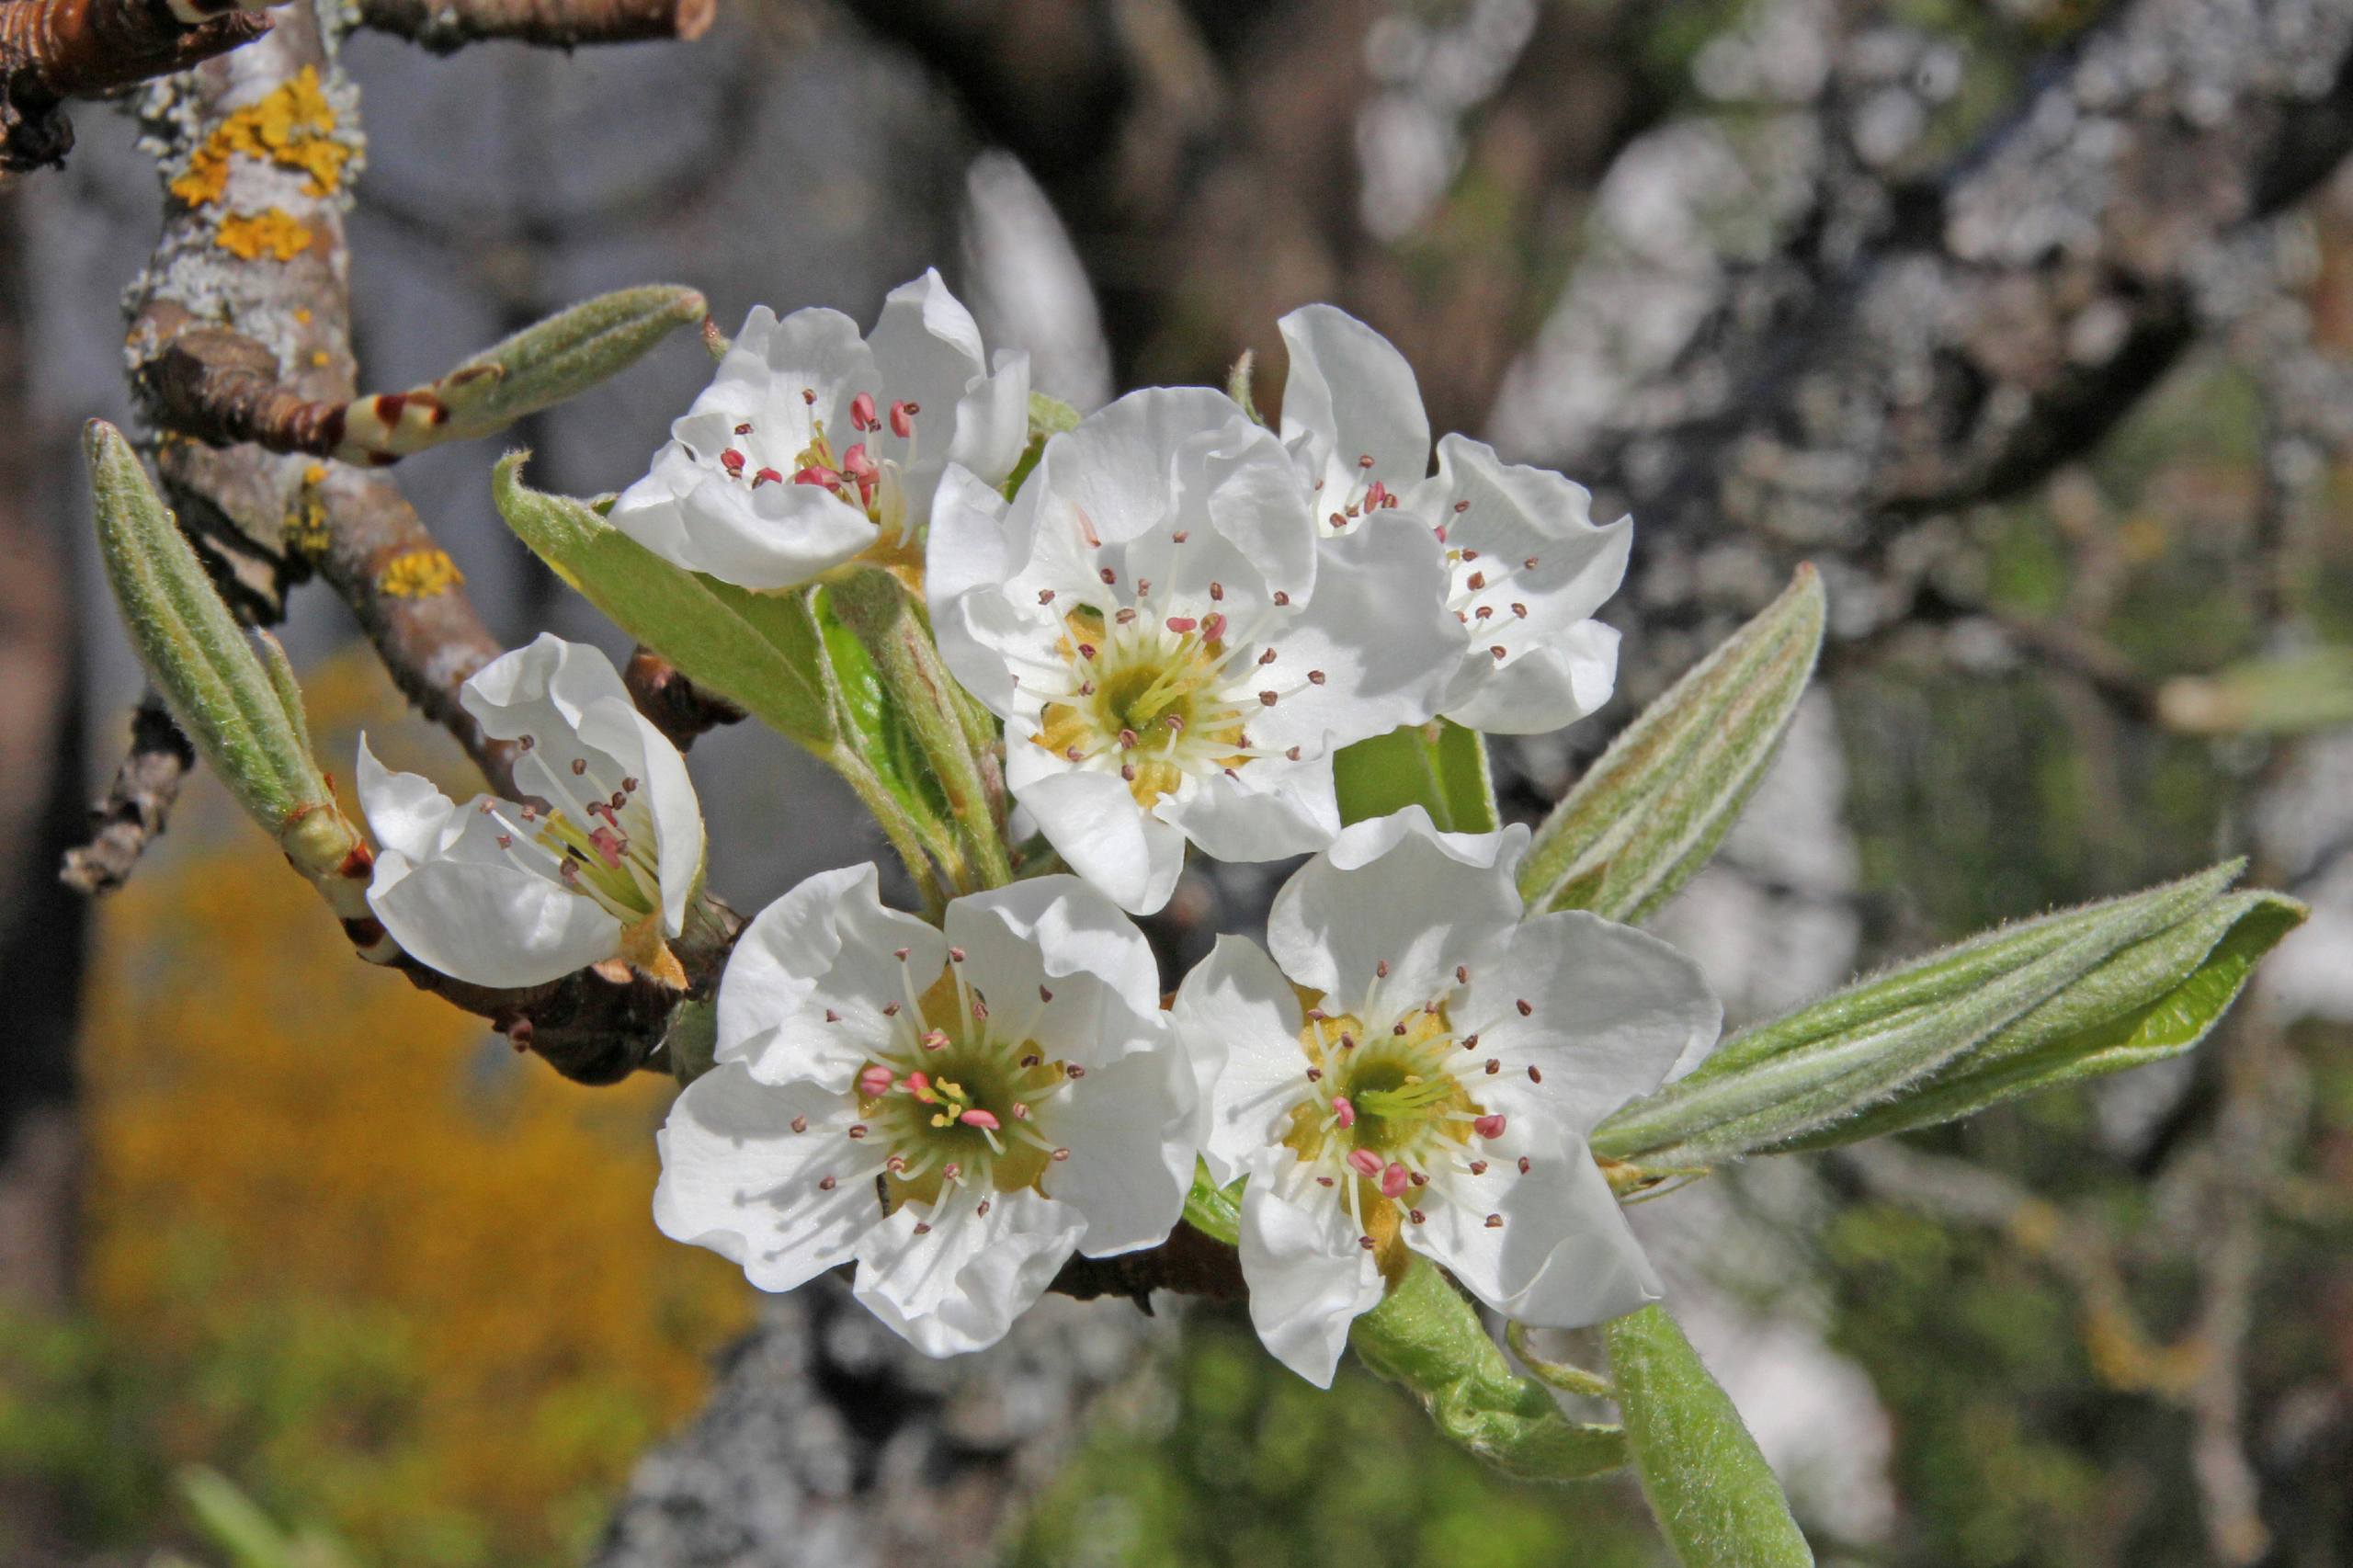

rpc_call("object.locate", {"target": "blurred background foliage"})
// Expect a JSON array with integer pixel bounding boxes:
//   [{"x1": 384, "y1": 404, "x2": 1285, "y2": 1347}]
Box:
[{"x1": 1, "y1": 0, "x2": 2351, "y2": 1564}]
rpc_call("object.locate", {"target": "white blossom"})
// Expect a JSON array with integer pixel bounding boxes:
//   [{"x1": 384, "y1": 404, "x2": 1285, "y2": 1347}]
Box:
[
  {"x1": 358, "y1": 634, "x2": 704, "y2": 989},
  {"x1": 1279, "y1": 305, "x2": 1632, "y2": 734},
  {"x1": 1175, "y1": 808, "x2": 1721, "y2": 1386},
  {"x1": 928, "y1": 386, "x2": 1461, "y2": 915},
  {"x1": 610, "y1": 270, "x2": 1030, "y2": 592},
  {"x1": 654, "y1": 868, "x2": 1194, "y2": 1356}
]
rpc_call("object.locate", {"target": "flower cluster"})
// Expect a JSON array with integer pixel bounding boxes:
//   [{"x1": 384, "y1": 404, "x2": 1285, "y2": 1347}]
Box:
[{"x1": 360, "y1": 275, "x2": 1722, "y2": 1378}]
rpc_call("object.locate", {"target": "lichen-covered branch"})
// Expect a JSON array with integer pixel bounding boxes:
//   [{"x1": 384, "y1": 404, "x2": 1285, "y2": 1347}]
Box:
[
  {"x1": 356, "y1": 0, "x2": 712, "y2": 54},
  {"x1": 0, "y1": 0, "x2": 276, "y2": 174},
  {"x1": 61, "y1": 694, "x2": 195, "y2": 895}
]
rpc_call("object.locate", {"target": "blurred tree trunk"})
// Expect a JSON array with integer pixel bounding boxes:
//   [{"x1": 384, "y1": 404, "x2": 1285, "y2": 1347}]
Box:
[{"x1": 0, "y1": 182, "x2": 90, "y2": 1565}]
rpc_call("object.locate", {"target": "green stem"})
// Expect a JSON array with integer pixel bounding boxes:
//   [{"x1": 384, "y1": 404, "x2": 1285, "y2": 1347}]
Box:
[
  {"x1": 1605, "y1": 1305, "x2": 1813, "y2": 1567},
  {"x1": 832, "y1": 569, "x2": 1012, "y2": 892}
]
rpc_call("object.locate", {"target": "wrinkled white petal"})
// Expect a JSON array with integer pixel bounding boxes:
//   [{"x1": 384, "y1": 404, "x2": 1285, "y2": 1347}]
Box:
[
  {"x1": 1405, "y1": 1134, "x2": 1661, "y2": 1329},
  {"x1": 354, "y1": 735, "x2": 458, "y2": 864},
  {"x1": 654, "y1": 1062, "x2": 880, "y2": 1293},
  {"x1": 1158, "y1": 755, "x2": 1341, "y2": 868},
  {"x1": 1267, "y1": 806, "x2": 1531, "y2": 1013},
  {"x1": 610, "y1": 450, "x2": 878, "y2": 592},
  {"x1": 1445, "y1": 623, "x2": 1620, "y2": 735},
  {"x1": 1175, "y1": 936, "x2": 1308, "y2": 1187},
  {"x1": 948, "y1": 347, "x2": 1033, "y2": 489},
  {"x1": 1040, "y1": 1044, "x2": 1193, "y2": 1256},
  {"x1": 1279, "y1": 304, "x2": 1431, "y2": 504},
  {"x1": 853, "y1": 1188, "x2": 1086, "y2": 1357},
  {"x1": 1009, "y1": 762, "x2": 1188, "y2": 917},
  {"x1": 1462, "y1": 911, "x2": 1722, "y2": 1134},
  {"x1": 368, "y1": 842, "x2": 621, "y2": 987},
  {"x1": 1238, "y1": 1163, "x2": 1386, "y2": 1388},
  {"x1": 718, "y1": 863, "x2": 946, "y2": 1088},
  {"x1": 949, "y1": 874, "x2": 1164, "y2": 1027},
  {"x1": 461, "y1": 630, "x2": 633, "y2": 743}
]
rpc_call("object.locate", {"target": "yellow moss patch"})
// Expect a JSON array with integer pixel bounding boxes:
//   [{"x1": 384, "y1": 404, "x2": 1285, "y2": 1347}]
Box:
[
  {"x1": 169, "y1": 66, "x2": 351, "y2": 210},
  {"x1": 378, "y1": 548, "x2": 464, "y2": 598},
  {"x1": 215, "y1": 209, "x2": 313, "y2": 263},
  {"x1": 81, "y1": 651, "x2": 750, "y2": 1568}
]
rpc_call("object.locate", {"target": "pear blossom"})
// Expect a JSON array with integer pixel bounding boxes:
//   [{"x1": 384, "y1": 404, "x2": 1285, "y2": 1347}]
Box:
[
  {"x1": 358, "y1": 634, "x2": 704, "y2": 989},
  {"x1": 1279, "y1": 305, "x2": 1632, "y2": 734},
  {"x1": 654, "y1": 867, "x2": 1195, "y2": 1356},
  {"x1": 1175, "y1": 808, "x2": 1721, "y2": 1386},
  {"x1": 610, "y1": 269, "x2": 1030, "y2": 592},
  {"x1": 928, "y1": 386, "x2": 1461, "y2": 915}
]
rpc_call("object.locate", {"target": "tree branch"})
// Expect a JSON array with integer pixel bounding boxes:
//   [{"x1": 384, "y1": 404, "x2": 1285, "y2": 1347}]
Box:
[
  {"x1": 355, "y1": 0, "x2": 711, "y2": 54},
  {"x1": 60, "y1": 694, "x2": 194, "y2": 895},
  {"x1": 624, "y1": 647, "x2": 745, "y2": 753},
  {"x1": 1, "y1": 0, "x2": 275, "y2": 174}
]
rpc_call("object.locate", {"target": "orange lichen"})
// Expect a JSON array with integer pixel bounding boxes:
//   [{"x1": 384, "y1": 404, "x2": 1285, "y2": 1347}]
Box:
[
  {"x1": 285, "y1": 465, "x2": 332, "y2": 559},
  {"x1": 170, "y1": 66, "x2": 351, "y2": 210},
  {"x1": 215, "y1": 209, "x2": 314, "y2": 263},
  {"x1": 377, "y1": 548, "x2": 464, "y2": 598},
  {"x1": 81, "y1": 652, "x2": 748, "y2": 1567}
]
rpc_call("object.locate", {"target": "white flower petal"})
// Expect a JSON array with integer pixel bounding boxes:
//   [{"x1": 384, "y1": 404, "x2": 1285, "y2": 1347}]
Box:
[
  {"x1": 852, "y1": 1188, "x2": 1086, "y2": 1357},
  {"x1": 1039, "y1": 1045, "x2": 1193, "y2": 1256},
  {"x1": 1237, "y1": 1164, "x2": 1386, "y2": 1387},
  {"x1": 719, "y1": 863, "x2": 947, "y2": 1087},
  {"x1": 1461, "y1": 911, "x2": 1722, "y2": 1134},
  {"x1": 1243, "y1": 523, "x2": 1458, "y2": 754},
  {"x1": 572, "y1": 698, "x2": 705, "y2": 935},
  {"x1": 1159, "y1": 756, "x2": 1340, "y2": 869},
  {"x1": 654, "y1": 1062, "x2": 881, "y2": 1293},
  {"x1": 1424, "y1": 433, "x2": 1630, "y2": 633},
  {"x1": 1029, "y1": 386, "x2": 1256, "y2": 554},
  {"x1": 1267, "y1": 807, "x2": 1531, "y2": 1015},
  {"x1": 1174, "y1": 936, "x2": 1308, "y2": 1187},
  {"x1": 1445, "y1": 622, "x2": 1620, "y2": 735},
  {"x1": 949, "y1": 874, "x2": 1164, "y2": 1027},
  {"x1": 610, "y1": 458, "x2": 877, "y2": 592},
  {"x1": 1404, "y1": 1136, "x2": 1660, "y2": 1328},
  {"x1": 1278, "y1": 304, "x2": 1431, "y2": 501},
  {"x1": 355, "y1": 734, "x2": 459, "y2": 863},
  {"x1": 1011, "y1": 766, "x2": 1188, "y2": 916},
  {"x1": 367, "y1": 847, "x2": 620, "y2": 987},
  {"x1": 460, "y1": 631, "x2": 632, "y2": 744},
  {"x1": 948, "y1": 347, "x2": 1033, "y2": 488}
]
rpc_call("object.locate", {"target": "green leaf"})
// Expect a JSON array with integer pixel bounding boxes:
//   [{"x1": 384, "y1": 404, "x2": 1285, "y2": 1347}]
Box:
[
  {"x1": 1605, "y1": 1306, "x2": 1813, "y2": 1567},
  {"x1": 1333, "y1": 719, "x2": 1499, "y2": 832},
  {"x1": 493, "y1": 455, "x2": 835, "y2": 749},
  {"x1": 1520, "y1": 565, "x2": 1824, "y2": 924},
  {"x1": 1592, "y1": 864, "x2": 2304, "y2": 1166},
  {"x1": 1767, "y1": 889, "x2": 2304, "y2": 1150},
  {"x1": 85, "y1": 421, "x2": 324, "y2": 829},
  {"x1": 343, "y1": 286, "x2": 706, "y2": 460},
  {"x1": 2158, "y1": 646, "x2": 2353, "y2": 735},
  {"x1": 1003, "y1": 391, "x2": 1084, "y2": 498},
  {"x1": 1180, "y1": 1161, "x2": 1243, "y2": 1245},
  {"x1": 1349, "y1": 1260, "x2": 1627, "y2": 1482}
]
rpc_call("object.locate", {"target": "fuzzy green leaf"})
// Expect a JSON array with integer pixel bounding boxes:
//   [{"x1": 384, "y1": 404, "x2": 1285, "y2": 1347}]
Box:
[
  {"x1": 1766, "y1": 889, "x2": 2304, "y2": 1150},
  {"x1": 1593, "y1": 864, "x2": 2302, "y2": 1166},
  {"x1": 85, "y1": 421, "x2": 326, "y2": 829},
  {"x1": 351, "y1": 286, "x2": 706, "y2": 459},
  {"x1": 1606, "y1": 1306, "x2": 1813, "y2": 1566},
  {"x1": 1180, "y1": 1162, "x2": 1244, "y2": 1246},
  {"x1": 1333, "y1": 719, "x2": 1499, "y2": 832},
  {"x1": 1350, "y1": 1261, "x2": 1627, "y2": 1482},
  {"x1": 493, "y1": 456, "x2": 834, "y2": 749},
  {"x1": 1520, "y1": 565, "x2": 1824, "y2": 924}
]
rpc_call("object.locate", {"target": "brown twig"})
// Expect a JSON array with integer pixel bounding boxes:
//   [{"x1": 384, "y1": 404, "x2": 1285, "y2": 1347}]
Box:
[
  {"x1": 310, "y1": 465, "x2": 517, "y2": 793},
  {"x1": 1, "y1": 0, "x2": 274, "y2": 173},
  {"x1": 624, "y1": 646, "x2": 745, "y2": 753},
  {"x1": 355, "y1": 0, "x2": 711, "y2": 54},
  {"x1": 61, "y1": 694, "x2": 195, "y2": 894}
]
